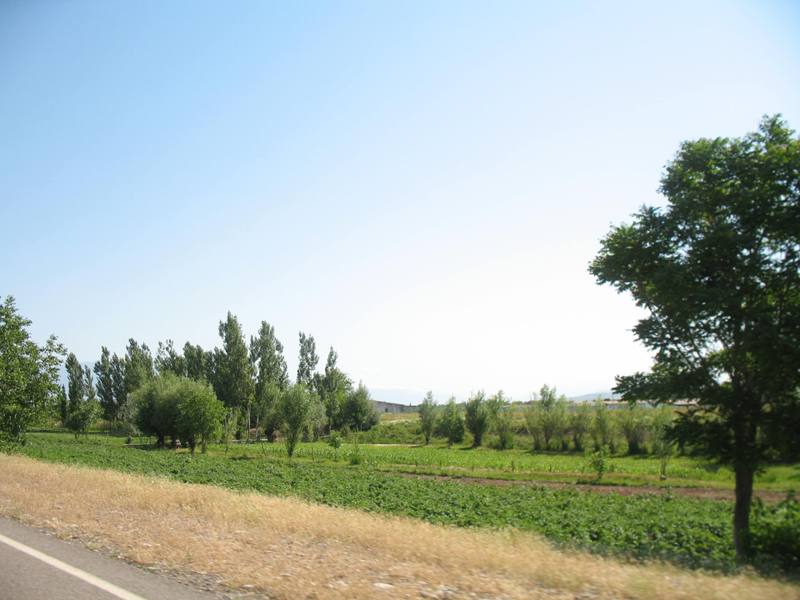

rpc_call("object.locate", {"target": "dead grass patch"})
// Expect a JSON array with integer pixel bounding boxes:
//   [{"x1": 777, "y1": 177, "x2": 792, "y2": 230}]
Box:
[{"x1": 0, "y1": 454, "x2": 794, "y2": 599}]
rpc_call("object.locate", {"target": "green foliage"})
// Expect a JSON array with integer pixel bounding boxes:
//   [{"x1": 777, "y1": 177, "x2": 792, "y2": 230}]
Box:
[
  {"x1": 651, "y1": 407, "x2": 675, "y2": 480},
  {"x1": 155, "y1": 339, "x2": 186, "y2": 377},
  {"x1": 340, "y1": 383, "x2": 378, "y2": 431},
  {"x1": 316, "y1": 346, "x2": 351, "y2": 431},
  {"x1": 488, "y1": 391, "x2": 514, "y2": 450},
  {"x1": 64, "y1": 397, "x2": 101, "y2": 438},
  {"x1": 124, "y1": 338, "x2": 154, "y2": 398},
  {"x1": 175, "y1": 378, "x2": 224, "y2": 453},
  {"x1": 750, "y1": 496, "x2": 800, "y2": 573},
  {"x1": 132, "y1": 374, "x2": 223, "y2": 452},
  {"x1": 525, "y1": 386, "x2": 568, "y2": 450},
  {"x1": 278, "y1": 384, "x2": 313, "y2": 457},
  {"x1": 438, "y1": 398, "x2": 464, "y2": 447},
  {"x1": 183, "y1": 343, "x2": 209, "y2": 382},
  {"x1": 464, "y1": 391, "x2": 490, "y2": 447},
  {"x1": 591, "y1": 116, "x2": 800, "y2": 558},
  {"x1": 296, "y1": 331, "x2": 319, "y2": 388},
  {"x1": 109, "y1": 353, "x2": 126, "y2": 421},
  {"x1": 418, "y1": 392, "x2": 437, "y2": 445},
  {"x1": 58, "y1": 386, "x2": 67, "y2": 424},
  {"x1": 93, "y1": 347, "x2": 115, "y2": 420},
  {"x1": 327, "y1": 430, "x2": 343, "y2": 449},
  {"x1": 570, "y1": 403, "x2": 592, "y2": 452},
  {"x1": 591, "y1": 400, "x2": 616, "y2": 452},
  {"x1": 213, "y1": 312, "x2": 254, "y2": 412},
  {"x1": 65, "y1": 353, "x2": 85, "y2": 416},
  {"x1": 250, "y1": 321, "x2": 289, "y2": 396},
  {"x1": 587, "y1": 445, "x2": 609, "y2": 482},
  {"x1": 619, "y1": 405, "x2": 649, "y2": 455}
]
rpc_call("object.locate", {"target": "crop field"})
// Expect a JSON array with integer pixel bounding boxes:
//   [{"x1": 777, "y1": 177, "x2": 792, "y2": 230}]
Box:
[
  {"x1": 235, "y1": 439, "x2": 800, "y2": 491},
  {"x1": 12, "y1": 433, "x2": 800, "y2": 573}
]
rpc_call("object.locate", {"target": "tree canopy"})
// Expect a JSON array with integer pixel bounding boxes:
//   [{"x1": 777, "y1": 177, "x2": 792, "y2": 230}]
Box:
[
  {"x1": 0, "y1": 296, "x2": 64, "y2": 442},
  {"x1": 590, "y1": 115, "x2": 800, "y2": 559}
]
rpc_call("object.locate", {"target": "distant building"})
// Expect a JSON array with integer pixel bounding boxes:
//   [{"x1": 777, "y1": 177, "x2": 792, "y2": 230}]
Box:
[{"x1": 372, "y1": 400, "x2": 418, "y2": 414}]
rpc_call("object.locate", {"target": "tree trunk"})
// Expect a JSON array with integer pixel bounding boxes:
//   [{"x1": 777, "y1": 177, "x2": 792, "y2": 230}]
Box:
[{"x1": 733, "y1": 464, "x2": 755, "y2": 562}]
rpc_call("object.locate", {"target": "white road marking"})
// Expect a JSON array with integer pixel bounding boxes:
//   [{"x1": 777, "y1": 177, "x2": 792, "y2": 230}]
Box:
[{"x1": 0, "y1": 532, "x2": 148, "y2": 600}]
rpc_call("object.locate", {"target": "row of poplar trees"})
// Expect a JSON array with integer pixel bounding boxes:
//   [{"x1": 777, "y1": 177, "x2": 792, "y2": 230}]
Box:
[{"x1": 74, "y1": 312, "x2": 375, "y2": 439}]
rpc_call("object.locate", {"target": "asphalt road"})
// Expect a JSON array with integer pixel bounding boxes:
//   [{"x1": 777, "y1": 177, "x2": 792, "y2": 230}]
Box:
[{"x1": 0, "y1": 517, "x2": 220, "y2": 600}]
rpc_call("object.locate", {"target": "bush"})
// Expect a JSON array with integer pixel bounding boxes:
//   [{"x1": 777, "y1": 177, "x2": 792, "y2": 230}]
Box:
[
  {"x1": 340, "y1": 383, "x2": 379, "y2": 432},
  {"x1": 132, "y1": 374, "x2": 223, "y2": 451},
  {"x1": 750, "y1": 495, "x2": 800, "y2": 573},
  {"x1": 175, "y1": 378, "x2": 224, "y2": 453}
]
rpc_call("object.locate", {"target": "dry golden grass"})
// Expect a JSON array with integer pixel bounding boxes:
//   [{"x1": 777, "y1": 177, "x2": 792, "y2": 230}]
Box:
[{"x1": 0, "y1": 453, "x2": 795, "y2": 600}]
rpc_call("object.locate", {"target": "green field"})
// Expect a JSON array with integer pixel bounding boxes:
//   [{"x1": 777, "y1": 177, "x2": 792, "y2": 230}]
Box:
[
  {"x1": 219, "y1": 436, "x2": 798, "y2": 491},
  {"x1": 11, "y1": 433, "x2": 799, "y2": 574}
]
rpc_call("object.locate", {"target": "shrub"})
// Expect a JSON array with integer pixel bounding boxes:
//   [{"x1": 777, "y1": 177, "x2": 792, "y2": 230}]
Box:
[{"x1": 750, "y1": 495, "x2": 800, "y2": 573}]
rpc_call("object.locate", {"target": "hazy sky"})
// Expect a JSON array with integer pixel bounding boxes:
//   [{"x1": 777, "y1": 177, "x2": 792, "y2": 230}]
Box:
[{"x1": 2, "y1": 1, "x2": 799, "y2": 402}]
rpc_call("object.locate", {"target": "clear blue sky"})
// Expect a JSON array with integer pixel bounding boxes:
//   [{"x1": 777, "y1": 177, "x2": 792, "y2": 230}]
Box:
[{"x1": 2, "y1": 1, "x2": 799, "y2": 402}]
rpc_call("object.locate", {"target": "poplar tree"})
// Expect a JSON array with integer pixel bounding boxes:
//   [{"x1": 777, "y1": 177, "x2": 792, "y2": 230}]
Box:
[
  {"x1": 155, "y1": 339, "x2": 186, "y2": 377},
  {"x1": 94, "y1": 346, "x2": 115, "y2": 420},
  {"x1": 124, "y1": 339, "x2": 153, "y2": 396},
  {"x1": 318, "y1": 346, "x2": 351, "y2": 431},
  {"x1": 296, "y1": 332, "x2": 318, "y2": 388},
  {"x1": 418, "y1": 391, "x2": 437, "y2": 445},
  {"x1": 65, "y1": 352, "x2": 85, "y2": 416},
  {"x1": 183, "y1": 342, "x2": 208, "y2": 381},
  {"x1": 214, "y1": 313, "x2": 255, "y2": 432},
  {"x1": 110, "y1": 353, "x2": 126, "y2": 421}
]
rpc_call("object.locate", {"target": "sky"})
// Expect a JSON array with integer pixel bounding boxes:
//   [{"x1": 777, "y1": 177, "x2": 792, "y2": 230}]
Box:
[{"x1": 2, "y1": 1, "x2": 799, "y2": 403}]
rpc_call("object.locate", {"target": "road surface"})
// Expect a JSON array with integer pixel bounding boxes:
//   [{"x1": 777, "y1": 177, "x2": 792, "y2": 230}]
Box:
[{"x1": 0, "y1": 517, "x2": 221, "y2": 600}]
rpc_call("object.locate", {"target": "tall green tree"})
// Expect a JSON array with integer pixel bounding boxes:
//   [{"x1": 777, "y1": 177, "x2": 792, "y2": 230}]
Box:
[
  {"x1": 183, "y1": 343, "x2": 208, "y2": 381},
  {"x1": 278, "y1": 384, "x2": 313, "y2": 457},
  {"x1": 65, "y1": 366, "x2": 101, "y2": 438},
  {"x1": 94, "y1": 346, "x2": 115, "y2": 420},
  {"x1": 438, "y1": 398, "x2": 465, "y2": 447},
  {"x1": 155, "y1": 339, "x2": 186, "y2": 377},
  {"x1": 214, "y1": 313, "x2": 254, "y2": 436},
  {"x1": 0, "y1": 296, "x2": 64, "y2": 442},
  {"x1": 124, "y1": 339, "x2": 154, "y2": 396},
  {"x1": 58, "y1": 385, "x2": 68, "y2": 424},
  {"x1": 340, "y1": 382, "x2": 378, "y2": 431},
  {"x1": 296, "y1": 332, "x2": 318, "y2": 388},
  {"x1": 249, "y1": 322, "x2": 289, "y2": 440},
  {"x1": 590, "y1": 115, "x2": 800, "y2": 560},
  {"x1": 109, "y1": 352, "x2": 126, "y2": 421},
  {"x1": 250, "y1": 322, "x2": 289, "y2": 391},
  {"x1": 317, "y1": 346, "x2": 351, "y2": 431},
  {"x1": 464, "y1": 391, "x2": 490, "y2": 447},
  {"x1": 418, "y1": 391, "x2": 437, "y2": 445},
  {"x1": 213, "y1": 312, "x2": 254, "y2": 409},
  {"x1": 65, "y1": 352, "x2": 85, "y2": 417}
]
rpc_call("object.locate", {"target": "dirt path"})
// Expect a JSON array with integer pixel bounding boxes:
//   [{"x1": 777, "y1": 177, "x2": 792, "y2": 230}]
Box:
[{"x1": 394, "y1": 471, "x2": 790, "y2": 503}]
